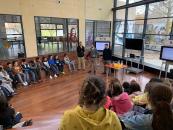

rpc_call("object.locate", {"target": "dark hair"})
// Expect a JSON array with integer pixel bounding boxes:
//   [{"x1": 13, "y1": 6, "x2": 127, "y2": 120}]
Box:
[
  {"x1": 12, "y1": 61, "x2": 17, "y2": 65},
  {"x1": 0, "y1": 80, "x2": 2, "y2": 85},
  {"x1": 148, "y1": 83, "x2": 173, "y2": 130},
  {"x1": 129, "y1": 80, "x2": 141, "y2": 94},
  {"x1": 0, "y1": 67, "x2": 3, "y2": 71},
  {"x1": 21, "y1": 59, "x2": 26, "y2": 62},
  {"x1": 122, "y1": 81, "x2": 130, "y2": 89},
  {"x1": 108, "y1": 78, "x2": 122, "y2": 97},
  {"x1": 79, "y1": 76, "x2": 106, "y2": 107},
  {"x1": 122, "y1": 81, "x2": 130, "y2": 94},
  {"x1": 149, "y1": 78, "x2": 163, "y2": 83},
  {"x1": 0, "y1": 95, "x2": 8, "y2": 114},
  {"x1": 64, "y1": 53, "x2": 67, "y2": 57},
  {"x1": 6, "y1": 62, "x2": 11, "y2": 66},
  {"x1": 36, "y1": 57, "x2": 40, "y2": 61}
]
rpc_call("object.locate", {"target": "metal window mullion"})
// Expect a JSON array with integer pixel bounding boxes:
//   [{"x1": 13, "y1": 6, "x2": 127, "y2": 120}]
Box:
[{"x1": 122, "y1": 0, "x2": 129, "y2": 58}]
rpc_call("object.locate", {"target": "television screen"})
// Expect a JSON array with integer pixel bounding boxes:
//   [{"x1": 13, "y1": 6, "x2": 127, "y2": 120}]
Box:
[
  {"x1": 160, "y1": 46, "x2": 173, "y2": 62},
  {"x1": 125, "y1": 38, "x2": 143, "y2": 50},
  {"x1": 95, "y1": 41, "x2": 110, "y2": 51}
]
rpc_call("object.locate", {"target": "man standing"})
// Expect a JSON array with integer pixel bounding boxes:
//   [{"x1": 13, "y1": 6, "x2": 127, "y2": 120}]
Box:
[
  {"x1": 77, "y1": 41, "x2": 85, "y2": 70},
  {"x1": 89, "y1": 44, "x2": 98, "y2": 74},
  {"x1": 103, "y1": 44, "x2": 112, "y2": 74}
]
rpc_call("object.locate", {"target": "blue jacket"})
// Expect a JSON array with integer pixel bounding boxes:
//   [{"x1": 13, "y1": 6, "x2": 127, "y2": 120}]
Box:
[
  {"x1": 120, "y1": 111, "x2": 153, "y2": 130},
  {"x1": 48, "y1": 59, "x2": 56, "y2": 65}
]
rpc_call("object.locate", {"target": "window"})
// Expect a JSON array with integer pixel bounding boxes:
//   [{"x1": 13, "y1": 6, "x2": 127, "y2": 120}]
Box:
[
  {"x1": 85, "y1": 20, "x2": 111, "y2": 49},
  {"x1": 116, "y1": 0, "x2": 126, "y2": 7},
  {"x1": 0, "y1": 15, "x2": 25, "y2": 59},
  {"x1": 35, "y1": 16, "x2": 79, "y2": 55},
  {"x1": 128, "y1": 5, "x2": 146, "y2": 20},
  {"x1": 113, "y1": 0, "x2": 173, "y2": 70},
  {"x1": 127, "y1": 20, "x2": 144, "y2": 33},
  {"x1": 95, "y1": 21, "x2": 111, "y2": 37}
]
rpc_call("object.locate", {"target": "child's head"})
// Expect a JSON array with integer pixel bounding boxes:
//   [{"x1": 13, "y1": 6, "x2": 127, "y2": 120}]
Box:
[
  {"x1": 13, "y1": 61, "x2": 18, "y2": 66},
  {"x1": 122, "y1": 81, "x2": 130, "y2": 89},
  {"x1": 64, "y1": 53, "x2": 67, "y2": 57},
  {"x1": 148, "y1": 83, "x2": 173, "y2": 130},
  {"x1": 0, "y1": 80, "x2": 2, "y2": 85},
  {"x1": 0, "y1": 66, "x2": 3, "y2": 72},
  {"x1": 43, "y1": 57, "x2": 47, "y2": 61},
  {"x1": 79, "y1": 76, "x2": 106, "y2": 108},
  {"x1": 49, "y1": 55, "x2": 53, "y2": 59},
  {"x1": 129, "y1": 80, "x2": 141, "y2": 94},
  {"x1": 21, "y1": 59, "x2": 26, "y2": 64},
  {"x1": 55, "y1": 55, "x2": 59, "y2": 59},
  {"x1": 108, "y1": 78, "x2": 122, "y2": 97},
  {"x1": 7, "y1": 62, "x2": 12, "y2": 68}
]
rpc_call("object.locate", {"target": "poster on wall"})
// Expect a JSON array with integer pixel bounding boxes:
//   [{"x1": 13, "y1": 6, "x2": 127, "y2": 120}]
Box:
[
  {"x1": 86, "y1": 31, "x2": 94, "y2": 48},
  {"x1": 68, "y1": 25, "x2": 78, "y2": 42}
]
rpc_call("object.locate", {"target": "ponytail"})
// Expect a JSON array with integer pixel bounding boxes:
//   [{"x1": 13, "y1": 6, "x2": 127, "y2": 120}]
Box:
[{"x1": 152, "y1": 101, "x2": 173, "y2": 130}]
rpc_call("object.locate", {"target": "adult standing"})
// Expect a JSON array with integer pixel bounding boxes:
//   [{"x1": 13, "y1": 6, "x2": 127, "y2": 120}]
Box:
[
  {"x1": 77, "y1": 42, "x2": 85, "y2": 70},
  {"x1": 103, "y1": 44, "x2": 112, "y2": 74},
  {"x1": 89, "y1": 44, "x2": 98, "y2": 74}
]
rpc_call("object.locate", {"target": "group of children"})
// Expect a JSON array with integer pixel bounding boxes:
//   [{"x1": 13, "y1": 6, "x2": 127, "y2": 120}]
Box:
[
  {"x1": 59, "y1": 76, "x2": 173, "y2": 130},
  {"x1": 0, "y1": 53, "x2": 76, "y2": 99}
]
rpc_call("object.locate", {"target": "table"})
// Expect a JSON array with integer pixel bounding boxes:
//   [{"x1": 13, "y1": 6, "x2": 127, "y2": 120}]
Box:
[{"x1": 104, "y1": 63, "x2": 127, "y2": 80}]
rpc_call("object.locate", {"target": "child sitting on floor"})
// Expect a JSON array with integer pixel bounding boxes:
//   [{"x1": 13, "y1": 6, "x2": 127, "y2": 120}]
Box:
[{"x1": 108, "y1": 78, "x2": 133, "y2": 116}]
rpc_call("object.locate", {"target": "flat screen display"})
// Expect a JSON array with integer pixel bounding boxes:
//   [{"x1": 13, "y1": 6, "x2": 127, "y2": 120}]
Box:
[
  {"x1": 125, "y1": 38, "x2": 143, "y2": 50},
  {"x1": 160, "y1": 46, "x2": 173, "y2": 62},
  {"x1": 95, "y1": 41, "x2": 110, "y2": 51}
]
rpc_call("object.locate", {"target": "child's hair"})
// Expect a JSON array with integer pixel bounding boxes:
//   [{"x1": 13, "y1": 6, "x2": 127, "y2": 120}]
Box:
[
  {"x1": 6, "y1": 62, "x2": 11, "y2": 66},
  {"x1": 108, "y1": 78, "x2": 122, "y2": 97},
  {"x1": 129, "y1": 80, "x2": 141, "y2": 94},
  {"x1": 79, "y1": 76, "x2": 106, "y2": 107},
  {"x1": 122, "y1": 81, "x2": 130, "y2": 89},
  {"x1": 21, "y1": 59, "x2": 26, "y2": 62},
  {"x1": 122, "y1": 81, "x2": 130, "y2": 94},
  {"x1": 0, "y1": 94, "x2": 8, "y2": 114},
  {"x1": 0, "y1": 80, "x2": 2, "y2": 85},
  {"x1": 148, "y1": 83, "x2": 173, "y2": 130},
  {"x1": 12, "y1": 61, "x2": 17, "y2": 65},
  {"x1": 149, "y1": 78, "x2": 163, "y2": 83},
  {"x1": 36, "y1": 57, "x2": 40, "y2": 61},
  {"x1": 64, "y1": 53, "x2": 67, "y2": 57}
]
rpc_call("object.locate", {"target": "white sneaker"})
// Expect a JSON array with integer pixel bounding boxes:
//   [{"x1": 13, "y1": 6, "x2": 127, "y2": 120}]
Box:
[
  {"x1": 25, "y1": 82, "x2": 28, "y2": 85},
  {"x1": 54, "y1": 74, "x2": 57, "y2": 78},
  {"x1": 49, "y1": 76, "x2": 53, "y2": 79},
  {"x1": 23, "y1": 82, "x2": 27, "y2": 86}
]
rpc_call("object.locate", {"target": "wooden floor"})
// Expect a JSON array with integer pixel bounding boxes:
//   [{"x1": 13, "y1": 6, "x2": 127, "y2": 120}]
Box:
[{"x1": 9, "y1": 66, "x2": 156, "y2": 129}]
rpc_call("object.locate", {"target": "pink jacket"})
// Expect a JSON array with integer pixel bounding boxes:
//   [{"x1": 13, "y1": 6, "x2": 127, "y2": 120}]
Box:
[{"x1": 111, "y1": 92, "x2": 133, "y2": 116}]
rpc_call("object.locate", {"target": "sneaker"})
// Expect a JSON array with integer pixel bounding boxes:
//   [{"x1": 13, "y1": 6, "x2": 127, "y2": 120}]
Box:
[
  {"x1": 49, "y1": 76, "x2": 53, "y2": 79},
  {"x1": 24, "y1": 82, "x2": 28, "y2": 85},
  {"x1": 54, "y1": 74, "x2": 57, "y2": 78},
  {"x1": 23, "y1": 82, "x2": 27, "y2": 86},
  {"x1": 61, "y1": 72, "x2": 65, "y2": 74}
]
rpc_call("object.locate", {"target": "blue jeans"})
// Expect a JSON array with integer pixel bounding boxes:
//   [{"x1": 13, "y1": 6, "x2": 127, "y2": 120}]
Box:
[
  {"x1": 24, "y1": 71, "x2": 36, "y2": 82},
  {"x1": 14, "y1": 112, "x2": 23, "y2": 124}
]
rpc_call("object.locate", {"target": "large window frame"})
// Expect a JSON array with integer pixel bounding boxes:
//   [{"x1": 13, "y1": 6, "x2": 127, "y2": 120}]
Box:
[
  {"x1": 0, "y1": 14, "x2": 26, "y2": 60},
  {"x1": 35, "y1": 16, "x2": 79, "y2": 55},
  {"x1": 85, "y1": 20, "x2": 111, "y2": 49},
  {"x1": 113, "y1": 0, "x2": 173, "y2": 69}
]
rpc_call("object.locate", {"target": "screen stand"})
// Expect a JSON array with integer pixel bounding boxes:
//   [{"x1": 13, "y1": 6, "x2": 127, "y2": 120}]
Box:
[{"x1": 159, "y1": 61, "x2": 173, "y2": 79}]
